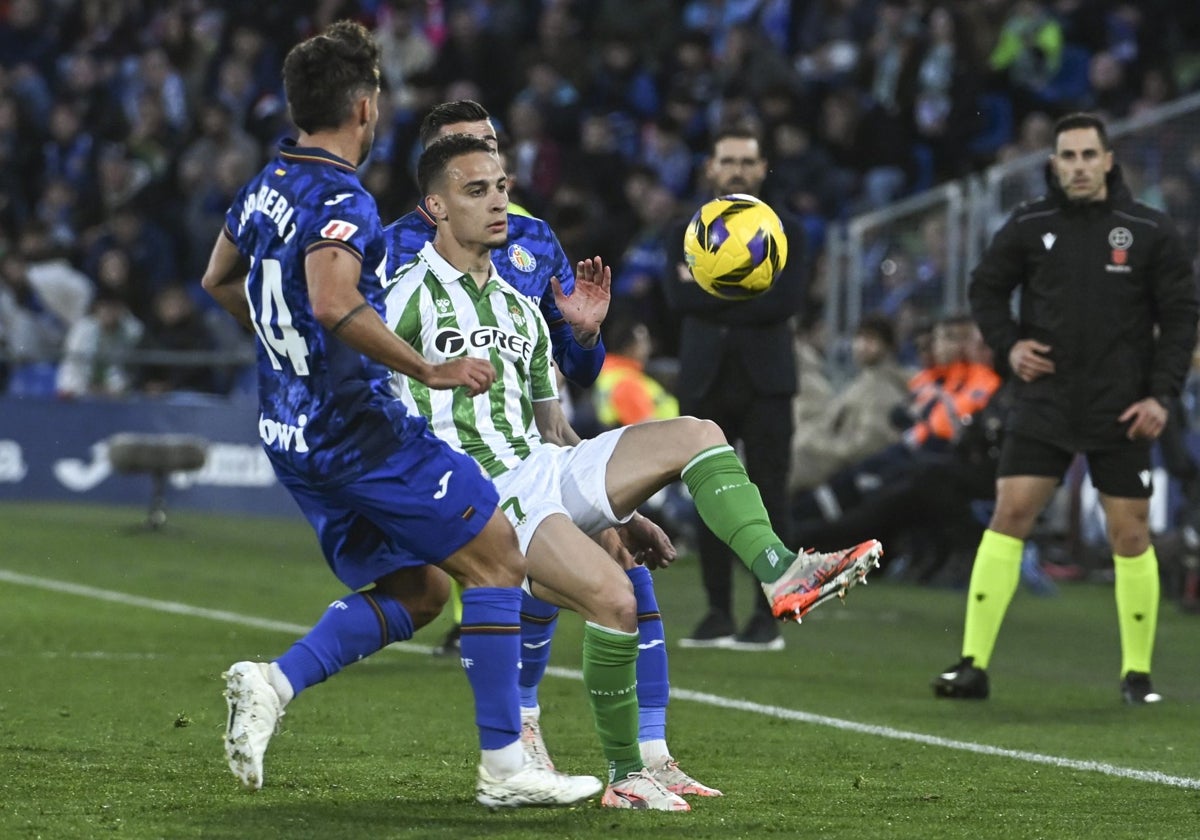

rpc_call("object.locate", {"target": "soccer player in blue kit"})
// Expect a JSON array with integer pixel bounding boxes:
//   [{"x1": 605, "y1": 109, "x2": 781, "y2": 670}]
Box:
[
  {"x1": 386, "y1": 101, "x2": 722, "y2": 798},
  {"x1": 201, "y1": 22, "x2": 599, "y2": 808}
]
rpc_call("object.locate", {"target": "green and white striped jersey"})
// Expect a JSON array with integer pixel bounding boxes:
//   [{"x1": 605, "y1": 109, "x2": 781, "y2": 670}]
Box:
[{"x1": 384, "y1": 241, "x2": 558, "y2": 478}]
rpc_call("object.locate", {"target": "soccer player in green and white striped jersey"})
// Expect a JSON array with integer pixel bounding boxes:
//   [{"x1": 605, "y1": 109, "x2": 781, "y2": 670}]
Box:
[
  {"x1": 388, "y1": 245, "x2": 556, "y2": 479},
  {"x1": 384, "y1": 134, "x2": 885, "y2": 809}
]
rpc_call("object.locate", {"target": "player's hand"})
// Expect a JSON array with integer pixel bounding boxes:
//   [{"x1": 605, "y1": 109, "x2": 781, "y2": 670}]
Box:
[
  {"x1": 425, "y1": 357, "x2": 496, "y2": 397},
  {"x1": 595, "y1": 527, "x2": 637, "y2": 569},
  {"x1": 676, "y1": 261, "x2": 695, "y2": 283},
  {"x1": 1119, "y1": 397, "x2": 1168, "y2": 441},
  {"x1": 618, "y1": 513, "x2": 677, "y2": 570},
  {"x1": 1008, "y1": 339, "x2": 1055, "y2": 382},
  {"x1": 551, "y1": 256, "x2": 610, "y2": 345}
]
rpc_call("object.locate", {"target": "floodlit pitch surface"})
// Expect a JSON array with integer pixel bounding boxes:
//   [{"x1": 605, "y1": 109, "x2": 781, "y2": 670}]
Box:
[{"x1": 2, "y1": 502, "x2": 1197, "y2": 839}]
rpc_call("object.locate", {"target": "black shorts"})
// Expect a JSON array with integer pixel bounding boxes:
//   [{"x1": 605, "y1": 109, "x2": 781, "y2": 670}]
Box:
[{"x1": 997, "y1": 433, "x2": 1153, "y2": 498}]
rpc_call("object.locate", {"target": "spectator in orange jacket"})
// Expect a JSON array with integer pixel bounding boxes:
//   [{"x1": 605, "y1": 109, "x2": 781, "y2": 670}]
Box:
[
  {"x1": 592, "y1": 306, "x2": 679, "y2": 429},
  {"x1": 791, "y1": 313, "x2": 1001, "y2": 526},
  {"x1": 902, "y1": 314, "x2": 1001, "y2": 450}
]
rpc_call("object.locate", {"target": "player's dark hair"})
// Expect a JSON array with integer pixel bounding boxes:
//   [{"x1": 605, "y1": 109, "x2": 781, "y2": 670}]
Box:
[
  {"x1": 417, "y1": 133, "x2": 495, "y2": 195},
  {"x1": 419, "y1": 100, "x2": 492, "y2": 148},
  {"x1": 1053, "y1": 112, "x2": 1110, "y2": 150},
  {"x1": 282, "y1": 20, "x2": 380, "y2": 134}
]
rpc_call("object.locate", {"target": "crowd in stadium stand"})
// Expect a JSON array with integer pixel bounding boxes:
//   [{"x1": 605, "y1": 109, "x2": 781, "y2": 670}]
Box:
[{"x1": 3, "y1": 0, "x2": 1199, "y2": 399}]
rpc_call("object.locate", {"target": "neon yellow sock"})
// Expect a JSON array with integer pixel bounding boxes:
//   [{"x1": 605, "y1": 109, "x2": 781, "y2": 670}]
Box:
[
  {"x1": 1114, "y1": 547, "x2": 1159, "y2": 675},
  {"x1": 582, "y1": 622, "x2": 642, "y2": 782},
  {"x1": 681, "y1": 445, "x2": 791, "y2": 582},
  {"x1": 450, "y1": 577, "x2": 463, "y2": 624},
  {"x1": 961, "y1": 529, "x2": 1023, "y2": 670}
]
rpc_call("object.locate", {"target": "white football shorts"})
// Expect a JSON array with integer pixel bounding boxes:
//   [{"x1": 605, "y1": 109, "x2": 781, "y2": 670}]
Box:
[{"x1": 491, "y1": 427, "x2": 633, "y2": 557}]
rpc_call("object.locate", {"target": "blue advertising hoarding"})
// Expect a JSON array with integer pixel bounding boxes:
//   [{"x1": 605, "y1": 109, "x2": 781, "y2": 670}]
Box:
[{"x1": 0, "y1": 395, "x2": 298, "y2": 518}]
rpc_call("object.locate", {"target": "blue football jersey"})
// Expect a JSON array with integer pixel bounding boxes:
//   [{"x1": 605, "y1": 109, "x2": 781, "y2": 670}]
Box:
[
  {"x1": 223, "y1": 139, "x2": 422, "y2": 487},
  {"x1": 383, "y1": 202, "x2": 605, "y2": 386}
]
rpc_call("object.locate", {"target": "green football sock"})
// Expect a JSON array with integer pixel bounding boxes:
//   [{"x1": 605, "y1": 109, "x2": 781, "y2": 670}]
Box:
[
  {"x1": 1114, "y1": 547, "x2": 1159, "y2": 675},
  {"x1": 681, "y1": 445, "x2": 793, "y2": 583},
  {"x1": 582, "y1": 622, "x2": 642, "y2": 782},
  {"x1": 961, "y1": 529, "x2": 1023, "y2": 670}
]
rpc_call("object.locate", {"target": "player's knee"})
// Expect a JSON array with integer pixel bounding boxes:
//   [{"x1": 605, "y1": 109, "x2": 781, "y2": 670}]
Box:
[
  {"x1": 373, "y1": 567, "x2": 450, "y2": 630},
  {"x1": 589, "y1": 574, "x2": 637, "y2": 633},
  {"x1": 689, "y1": 416, "x2": 727, "y2": 449},
  {"x1": 671, "y1": 416, "x2": 726, "y2": 458},
  {"x1": 404, "y1": 581, "x2": 451, "y2": 629}
]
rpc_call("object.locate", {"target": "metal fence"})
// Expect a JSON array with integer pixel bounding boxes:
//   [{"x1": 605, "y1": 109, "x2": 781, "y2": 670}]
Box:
[{"x1": 824, "y1": 91, "x2": 1200, "y2": 371}]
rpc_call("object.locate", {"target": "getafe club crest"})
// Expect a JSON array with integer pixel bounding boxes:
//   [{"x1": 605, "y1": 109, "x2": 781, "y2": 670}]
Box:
[{"x1": 508, "y1": 244, "x2": 537, "y2": 272}]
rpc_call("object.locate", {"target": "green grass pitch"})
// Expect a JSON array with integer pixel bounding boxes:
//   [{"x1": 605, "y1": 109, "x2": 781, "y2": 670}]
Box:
[{"x1": 1, "y1": 502, "x2": 1198, "y2": 839}]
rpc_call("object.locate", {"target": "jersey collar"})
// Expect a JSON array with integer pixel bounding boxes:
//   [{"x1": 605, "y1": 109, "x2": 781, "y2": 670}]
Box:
[
  {"x1": 419, "y1": 241, "x2": 502, "y2": 294},
  {"x1": 278, "y1": 138, "x2": 358, "y2": 173}
]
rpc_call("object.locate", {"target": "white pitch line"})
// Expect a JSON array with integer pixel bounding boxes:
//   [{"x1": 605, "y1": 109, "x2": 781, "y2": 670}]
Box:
[{"x1": 3, "y1": 568, "x2": 1198, "y2": 791}]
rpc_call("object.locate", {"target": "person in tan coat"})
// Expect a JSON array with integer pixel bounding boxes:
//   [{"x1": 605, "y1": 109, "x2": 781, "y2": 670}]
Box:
[{"x1": 789, "y1": 315, "x2": 910, "y2": 495}]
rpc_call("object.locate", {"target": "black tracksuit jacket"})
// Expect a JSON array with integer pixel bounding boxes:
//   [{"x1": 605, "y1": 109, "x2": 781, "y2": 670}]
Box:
[{"x1": 969, "y1": 164, "x2": 1198, "y2": 451}]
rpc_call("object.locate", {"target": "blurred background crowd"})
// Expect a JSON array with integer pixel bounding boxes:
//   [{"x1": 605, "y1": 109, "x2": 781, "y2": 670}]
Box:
[
  {"x1": 4, "y1": 0, "x2": 1200, "y2": 393},
  {"x1": 3, "y1": 0, "x2": 1200, "y2": 596}
]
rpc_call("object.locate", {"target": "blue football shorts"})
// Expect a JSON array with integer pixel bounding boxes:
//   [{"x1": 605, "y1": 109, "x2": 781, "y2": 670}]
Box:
[{"x1": 277, "y1": 425, "x2": 499, "y2": 590}]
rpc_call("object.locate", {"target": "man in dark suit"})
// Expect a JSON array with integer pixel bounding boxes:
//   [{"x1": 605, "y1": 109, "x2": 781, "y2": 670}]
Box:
[{"x1": 663, "y1": 126, "x2": 809, "y2": 650}]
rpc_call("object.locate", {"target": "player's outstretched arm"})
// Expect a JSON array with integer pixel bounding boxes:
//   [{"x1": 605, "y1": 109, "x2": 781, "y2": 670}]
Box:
[
  {"x1": 551, "y1": 256, "x2": 610, "y2": 347},
  {"x1": 306, "y1": 247, "x2": 495, "y2": 396}
]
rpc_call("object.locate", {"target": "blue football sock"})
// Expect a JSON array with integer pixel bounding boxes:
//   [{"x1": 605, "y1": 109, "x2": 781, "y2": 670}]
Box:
[
  {"x1": 518, "y1": 593, "x2": 559, "y2": 710},
  {"x1": 460, "y1": 586, "x2": 523, "y2": 750},
  {"x1": 628, "y1": 565, "x2": 669, "y2": 743},
  {"x1": 275, "y1": 591, "x2": 414, "y2": 699}
]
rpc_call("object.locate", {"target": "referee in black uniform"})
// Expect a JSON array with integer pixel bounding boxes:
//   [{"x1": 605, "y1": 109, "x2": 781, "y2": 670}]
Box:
[{"x1": 933, "y1": 113, "x2": 1198, "y2": 704}]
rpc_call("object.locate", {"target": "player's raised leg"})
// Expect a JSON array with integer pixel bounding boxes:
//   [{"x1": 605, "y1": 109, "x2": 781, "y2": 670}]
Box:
[{"x1": 605, "y1": 417, "x2": 882, "y2": 622}]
